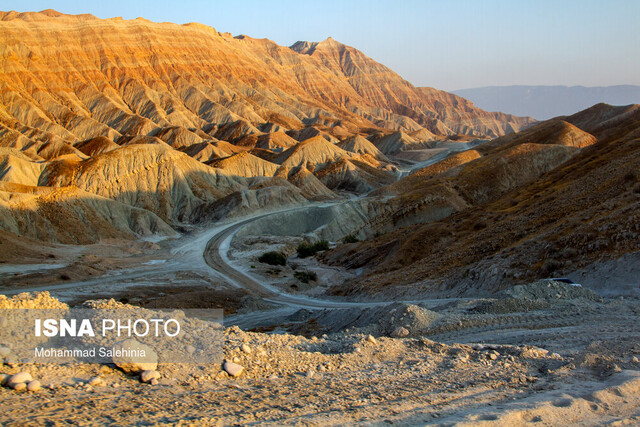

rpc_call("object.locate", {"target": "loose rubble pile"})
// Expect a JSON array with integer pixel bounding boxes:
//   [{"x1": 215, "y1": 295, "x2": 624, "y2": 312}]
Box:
[{"x1": 0, "y1": 292, "x2": 68, "y2": 309}]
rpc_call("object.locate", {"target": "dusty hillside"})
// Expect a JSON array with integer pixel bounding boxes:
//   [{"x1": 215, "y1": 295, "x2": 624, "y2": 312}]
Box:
[
  {"x1": 0, "y1": 182, "x2": 176, "y2": 243},
  {"x1": 337, "y1": 135, "x2": 389, "y2": 161},
  {"x1": 324, "y1": 104, "x2": 640, "y2": 297},
  {"x1": 211, "y1": 152, "x2": 280, "y2": 178}
]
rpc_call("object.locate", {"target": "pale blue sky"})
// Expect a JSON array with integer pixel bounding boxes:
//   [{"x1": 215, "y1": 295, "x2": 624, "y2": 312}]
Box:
[{"x1": 3, "y1": 0, "x2": 639, "y2": 91}]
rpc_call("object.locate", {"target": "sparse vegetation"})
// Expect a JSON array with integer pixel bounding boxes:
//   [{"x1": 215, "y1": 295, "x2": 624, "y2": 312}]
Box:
[
  {"x1": 294, "y1": 271, "x2": 318, "y2": 283},
  {"x1": 473, "y1": 221, "x2": 487, "y2": 230},
  {"x1": 343, "y1": 233, "x2": 359, "y2": 243},
  {"x1": 258, "y1": 251, "x2": 287, "y2": 266},
  {"x1": 541, "y1": 258, "x2": 564, "y2": 275},
  {"x1": 297, "y1": 240, "x2": 329, "y2": 258}
]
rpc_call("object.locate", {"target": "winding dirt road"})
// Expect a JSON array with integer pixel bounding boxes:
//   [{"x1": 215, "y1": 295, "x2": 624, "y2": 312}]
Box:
[{"x1": 202, "y1": 207, "x2": 384, "y2": 310}]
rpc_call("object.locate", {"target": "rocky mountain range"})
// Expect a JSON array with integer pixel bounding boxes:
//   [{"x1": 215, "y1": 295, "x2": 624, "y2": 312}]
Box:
[{"x1": 0, "y1": 9, "x2": 533, "y2": 244}]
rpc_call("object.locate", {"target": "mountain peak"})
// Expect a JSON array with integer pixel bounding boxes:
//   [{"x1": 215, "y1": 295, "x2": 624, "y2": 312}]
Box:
[
  {"x1": 290, "y1": 37, "x2": 343, "y2": 55},
  {"x1": 290, "y1": 40, "x2": 319, "y2": 55}
]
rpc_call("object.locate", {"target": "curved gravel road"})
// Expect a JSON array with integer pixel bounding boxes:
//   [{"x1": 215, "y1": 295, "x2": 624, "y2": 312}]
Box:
[{"x1": 202, "y1": 206, "x2": 385, "y2": 310}]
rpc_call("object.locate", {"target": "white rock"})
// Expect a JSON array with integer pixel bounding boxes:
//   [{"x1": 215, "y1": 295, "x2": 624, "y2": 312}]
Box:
[
  {"x1": 27, "y1": 380, "x2": 41, "y2": 392},
  {"x1": 11, "y1": 382, "x2": 27, "y2": 391},
  {"x1": 366, "y1": 335, "x2": 377, "y2": 344},
  {"x1": 223, "y1": 361, "x2": 244, "y2": 377},
  {"x1": 8, "y1": 372, "x2": 32, "y2": 384},
  {"x1": 150, "y1": 378, "x2": 159, "y2": 386},
  {"x1": 632, "y1": 356, "x2": 639, "y2": 363},
  {"x1": 88, "y1": 377, "x2": 104, "y2": 387},
  {"x1": 112, "y1": 339, "x2": 158, "y2": 374},
  {"x1": 0, "y1": 346, "x2": 10, "y2": 358},
  {"x1": 186, "y1": 345, "x2": 196, "y2": 355},
  {"x1": 140, "y1": 370, "x2": 161, "y2": 383},
  {"x1": 241, "y1": 344, "x2": 252, "y2": 354},
  {"x1": 392, "y1": 327, "x2": 409, "y2": 338}
]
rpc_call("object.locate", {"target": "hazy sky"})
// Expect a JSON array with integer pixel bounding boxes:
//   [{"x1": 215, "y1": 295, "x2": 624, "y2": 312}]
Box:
[{"x1": 4, "y1": 0, "x2": 639, "y2": 91}]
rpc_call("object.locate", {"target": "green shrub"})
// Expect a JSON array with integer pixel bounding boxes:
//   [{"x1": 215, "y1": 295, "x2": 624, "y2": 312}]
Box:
[
  {"x1": 297, "y1": 240, "x2": 329, "y2": 258},
  {"x1": 343, "y1": 233, "x2": 359, "y2": 243},
  {"x1": 258, "y1": 251, "x2": 287, "y2": 266},
  {"x1": 294, "y1": 271, "x2": 318, "y2": 283}
]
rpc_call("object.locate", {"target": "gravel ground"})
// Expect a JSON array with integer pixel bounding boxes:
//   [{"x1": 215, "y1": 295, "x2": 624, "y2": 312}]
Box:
[{"x1": 1, "y1": 292, "x2": 639, "y2": 425}]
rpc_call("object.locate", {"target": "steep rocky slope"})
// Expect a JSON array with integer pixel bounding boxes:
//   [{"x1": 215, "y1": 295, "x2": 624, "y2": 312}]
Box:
[
  {"x1": 337, "y1": 135, "x2": 389, "y2": 161},
  {"x1": 0, "y1": 10, "x2": 531, "y2": 152},
  {"x1": 0, "y1": 182, "x2": 175, "y2": 243},
  {"x1": 324, "y1": 104, "x2": 640, "y2": 297}
]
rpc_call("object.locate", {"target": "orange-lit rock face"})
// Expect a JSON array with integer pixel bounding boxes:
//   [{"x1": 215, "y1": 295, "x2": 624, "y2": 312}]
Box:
[
  {"x1": 0, "y1": 10, "x2": 532, "y2": 151},
  {"x1": 0, "y1": 10, "x2": 538, "y2": 244}
]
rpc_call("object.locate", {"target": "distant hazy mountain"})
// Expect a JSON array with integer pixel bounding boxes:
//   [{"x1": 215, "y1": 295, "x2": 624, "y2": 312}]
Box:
[{"x1": 453, "y1": 85, "x2": 640, "y2": 120}]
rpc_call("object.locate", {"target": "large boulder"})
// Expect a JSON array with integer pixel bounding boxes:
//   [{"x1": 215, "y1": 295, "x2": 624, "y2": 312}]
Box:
[{"x1": 112, "y1": 339, "x2": 158, "y2": 374}]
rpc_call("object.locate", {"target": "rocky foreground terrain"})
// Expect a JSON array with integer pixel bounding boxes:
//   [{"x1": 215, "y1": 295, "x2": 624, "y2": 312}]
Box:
[{"x1": 1, "y1": 290, "x2": 640, "y2": 425}]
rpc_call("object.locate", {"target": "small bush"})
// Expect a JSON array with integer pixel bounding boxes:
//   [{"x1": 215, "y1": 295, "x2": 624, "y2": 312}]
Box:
[
  {"x1": 294, "y1": 271, "x2": 318, "y2": 283},
  {"x1": 297, "y1": 240, "x2": 329, "y2": 258},
  {"x1": 258, "y1": 251, "x2": 287, "y2": 266},
  {"x1": 541, "y1": 258, "x2": 563, "y2": 275},
  {"x1": 473, "y1": 221, "x2": 487, "y2": 230},
  {"x1": 343, "y1": 233, "x2": 359, "y2": 244}
]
